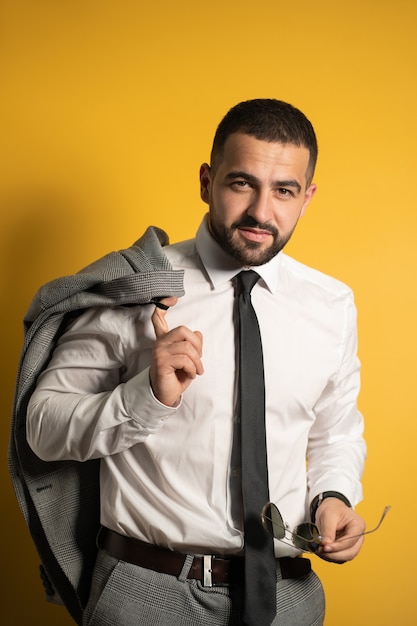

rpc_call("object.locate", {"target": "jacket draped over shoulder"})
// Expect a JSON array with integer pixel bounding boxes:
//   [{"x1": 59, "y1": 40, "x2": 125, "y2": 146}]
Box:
[{"x1": 8, "y1": 226, "x2": 184, "y2": 625}]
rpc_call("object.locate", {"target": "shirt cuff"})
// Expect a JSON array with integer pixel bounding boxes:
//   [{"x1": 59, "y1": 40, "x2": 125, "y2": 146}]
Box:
[{"x1": 123, "y1": 368, "x2": 181, "y2": 432}]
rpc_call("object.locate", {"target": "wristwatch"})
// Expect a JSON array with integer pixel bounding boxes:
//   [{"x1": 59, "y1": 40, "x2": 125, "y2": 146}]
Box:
[{"x1": 310, "y1": 491, "x2": 352, "y2": 523}]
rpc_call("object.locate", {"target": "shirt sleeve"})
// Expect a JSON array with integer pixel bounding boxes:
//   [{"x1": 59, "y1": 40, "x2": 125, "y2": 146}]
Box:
[
  {"x1": 26, "y1": 306, "x2": 178, "y2": 462},
  {"x1": 306, "y1": 291, "x2": 366, "y2": 508}
]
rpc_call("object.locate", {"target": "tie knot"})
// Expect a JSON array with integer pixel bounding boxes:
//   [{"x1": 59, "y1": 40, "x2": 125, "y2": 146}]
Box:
[{"x1": 236, "y1": 270, "x2": 260, "y2": 296}]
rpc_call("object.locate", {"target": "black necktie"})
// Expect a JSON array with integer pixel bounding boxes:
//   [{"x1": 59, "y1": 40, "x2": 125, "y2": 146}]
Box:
[{"x1": 236, "y1": 270, "x2": 276, "y2": 626}]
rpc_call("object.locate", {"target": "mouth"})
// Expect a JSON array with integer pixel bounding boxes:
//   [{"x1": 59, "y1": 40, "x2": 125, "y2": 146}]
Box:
[{"x1": 237, "y1": 226, "x2": 274, "y2": 244}]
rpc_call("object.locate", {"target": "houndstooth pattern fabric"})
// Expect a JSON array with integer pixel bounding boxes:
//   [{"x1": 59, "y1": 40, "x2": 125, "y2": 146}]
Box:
[
  {"x1": 8, "y1": 226, "x2": 184, "y2": 625},
  {"x1": 82, "y1": 549, "x2": 325, "y2": 626}
]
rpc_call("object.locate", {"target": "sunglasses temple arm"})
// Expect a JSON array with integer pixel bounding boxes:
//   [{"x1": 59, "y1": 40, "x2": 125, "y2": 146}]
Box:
[
  {"x1": 355, "y1": 505, "x2": 391, "y2": 536},
  {"x1": 333, "y1": 505, "x2": 391, "y2": 543}
]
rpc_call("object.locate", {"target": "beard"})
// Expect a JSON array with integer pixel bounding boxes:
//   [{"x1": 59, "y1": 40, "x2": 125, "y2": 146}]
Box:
[{"x1": 209, "y1": 213, "x2": 295, "y2": 267}]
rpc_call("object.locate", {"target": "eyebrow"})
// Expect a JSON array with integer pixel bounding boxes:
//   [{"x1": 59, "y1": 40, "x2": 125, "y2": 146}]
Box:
[{"x1": 224, "y1": 170, "x2": 302, "y2": 194}]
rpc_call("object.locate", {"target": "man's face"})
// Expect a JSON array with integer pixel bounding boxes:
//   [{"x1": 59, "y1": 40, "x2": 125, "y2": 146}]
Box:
[{"x1": 200, "y1": 132, "x2": 317, "y2": 266}]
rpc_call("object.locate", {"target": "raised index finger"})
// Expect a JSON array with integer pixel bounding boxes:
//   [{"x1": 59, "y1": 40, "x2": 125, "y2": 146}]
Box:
[{"x1": 151, "y1": 297, "x2": 178, "y2": 338}]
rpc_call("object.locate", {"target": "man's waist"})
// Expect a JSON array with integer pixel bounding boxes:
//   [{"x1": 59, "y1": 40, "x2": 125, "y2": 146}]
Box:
[{"x1": 98, "y1": 527, "x2": 311, "y2": 587}]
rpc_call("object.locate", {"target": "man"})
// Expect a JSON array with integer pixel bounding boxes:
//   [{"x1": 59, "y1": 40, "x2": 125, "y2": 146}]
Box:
[{"x1": 26, "y1": 99, "x2": 367, "y2": 626}]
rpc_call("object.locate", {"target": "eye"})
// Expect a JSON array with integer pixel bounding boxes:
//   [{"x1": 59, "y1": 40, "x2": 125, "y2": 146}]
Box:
[
  {"x1": 277, "y1": 188, "x2": 294, "y2": 197},
  {"x1": 231, "y1": 180, "x2": 252, "y2": 191},
  {"x1": 233, "y1": 180, "x2": 250, "y2": 187}
]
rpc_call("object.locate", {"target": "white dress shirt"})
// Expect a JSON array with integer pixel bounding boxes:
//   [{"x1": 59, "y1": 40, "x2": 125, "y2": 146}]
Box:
[{"x1": 27, "y1": 215, "x2": 366, "y2": 558}]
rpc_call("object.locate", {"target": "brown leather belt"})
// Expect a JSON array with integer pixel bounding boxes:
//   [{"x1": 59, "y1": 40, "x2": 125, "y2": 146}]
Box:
[{"x1": 99, "y1": 528, "x2": 311, "y2": 587}]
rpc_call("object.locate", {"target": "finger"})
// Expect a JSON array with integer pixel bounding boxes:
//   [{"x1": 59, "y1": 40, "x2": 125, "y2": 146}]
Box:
[
  {"x1": 320, "y1": 533, "x2": 364, "y2": 558},
  {"x1": 151, "y1": 297, "x2": 178, "y2": 338},
  {"x1": 194, "y1": 330, "x2": 203, "y2": 357},
  {"x1": 154, "y1": 330, "x2": 204, "y2": 376},
  {"x1": 318, "y1": 539, "x2": 350, "y2": 560},
  {"x1": 164, "y1": 353, "x2": 202, "y2": 380}
]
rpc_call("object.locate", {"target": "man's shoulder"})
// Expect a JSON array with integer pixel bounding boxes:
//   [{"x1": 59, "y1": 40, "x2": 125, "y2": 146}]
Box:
[
  {"x1": 280, "y1": 253, "x2": 353, "y2": 299},
  {"x1": 163, "y1": 237, "x2": 198, "y2": 268}
]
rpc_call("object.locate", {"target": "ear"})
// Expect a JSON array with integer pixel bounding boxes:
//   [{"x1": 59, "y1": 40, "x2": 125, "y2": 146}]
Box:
[
  {"x1": 199, "y1": 163, "x2": 211, "y2": 204},
  {"x1": 300, "y1": 183, "x2": 317, "y2": 217}
]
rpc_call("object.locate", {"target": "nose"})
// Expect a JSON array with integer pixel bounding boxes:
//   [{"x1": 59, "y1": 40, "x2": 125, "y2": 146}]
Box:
[{"x1": 246, "y1": 189, "x2": 273, "y2": 225}]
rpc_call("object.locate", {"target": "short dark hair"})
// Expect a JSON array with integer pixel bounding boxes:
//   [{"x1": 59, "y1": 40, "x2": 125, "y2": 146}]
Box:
[{"x1": 210, "y1": 98, "x2": 318, "y2": 184}]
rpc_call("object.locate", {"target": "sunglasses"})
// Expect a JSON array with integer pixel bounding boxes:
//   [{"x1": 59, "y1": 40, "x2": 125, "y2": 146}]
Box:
[{"x1": 261, "y1": 502, "x2": 391, "y2": 553}]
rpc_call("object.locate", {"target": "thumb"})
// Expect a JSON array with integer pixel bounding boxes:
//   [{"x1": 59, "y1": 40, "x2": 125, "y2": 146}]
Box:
[{"x1": 151, "y1": 297, "x2": 178, "y2": 338}]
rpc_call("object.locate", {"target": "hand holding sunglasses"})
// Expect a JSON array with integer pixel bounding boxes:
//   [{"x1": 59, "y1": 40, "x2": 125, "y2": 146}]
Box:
[{"x1": 261, "y1": 502, "x2": 391, "y2": 553}]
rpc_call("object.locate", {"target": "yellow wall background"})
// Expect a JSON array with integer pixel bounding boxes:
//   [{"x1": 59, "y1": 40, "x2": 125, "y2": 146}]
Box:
[{"x1": 1, "y1": 1, "x2": 416, "y2": 624}]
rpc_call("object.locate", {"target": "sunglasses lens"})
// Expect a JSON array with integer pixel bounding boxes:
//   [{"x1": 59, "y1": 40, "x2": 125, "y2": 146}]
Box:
[
  {"x1": 262, "y1": 502, "x2": 285, "y2": 540},
  {"x1": 293, "y1": 522, "x2": 321, "y2": 553}
]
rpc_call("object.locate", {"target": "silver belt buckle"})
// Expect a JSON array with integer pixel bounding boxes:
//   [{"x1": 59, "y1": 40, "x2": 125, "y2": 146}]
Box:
[{"x1": 203, "y1": 555, "x2": 213, "y2": 587}]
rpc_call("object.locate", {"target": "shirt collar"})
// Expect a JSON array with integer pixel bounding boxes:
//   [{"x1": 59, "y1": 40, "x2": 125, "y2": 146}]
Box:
[{"x1": 195, "y1": 215, "x2": 281, "y2": 294}]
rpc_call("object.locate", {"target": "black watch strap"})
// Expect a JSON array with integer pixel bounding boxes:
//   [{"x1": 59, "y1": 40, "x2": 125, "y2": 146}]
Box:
[{"x1": 310, "y1": 491, "x2": 352, "y2": 523}]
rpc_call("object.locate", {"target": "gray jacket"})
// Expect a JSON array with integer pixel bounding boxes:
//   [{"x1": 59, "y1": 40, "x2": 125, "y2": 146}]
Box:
[{"x1": 8, "y1": 226, "x2": 184, "y2": 625}]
